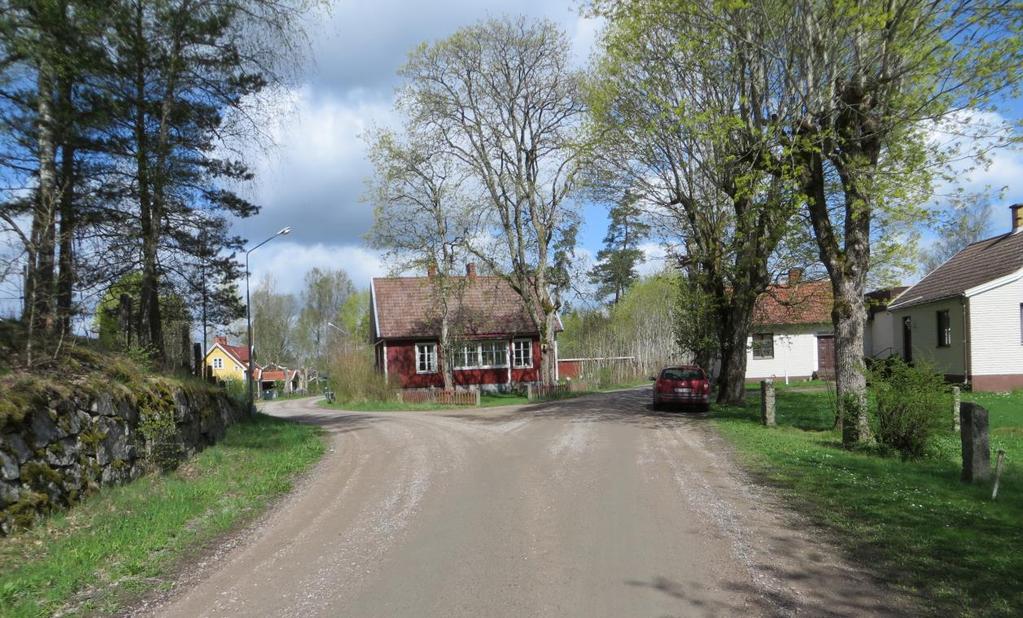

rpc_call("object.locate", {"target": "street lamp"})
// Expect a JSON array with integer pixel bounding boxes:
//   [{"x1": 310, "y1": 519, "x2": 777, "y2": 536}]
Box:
[{"x1": 245, "y1": 226, "x2": 291, "y2": 413}]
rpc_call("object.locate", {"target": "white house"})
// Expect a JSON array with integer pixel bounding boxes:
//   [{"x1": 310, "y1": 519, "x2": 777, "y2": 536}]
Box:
[
  {"x1": 887, "y1": 205, "x2": 1023, "y2": 392},
  {"x1": 746, "y1": 271, "x2": 835, "y2": 382},
  {"x1": 864, "y1": 287, "x2": 906, "y2": 359}
]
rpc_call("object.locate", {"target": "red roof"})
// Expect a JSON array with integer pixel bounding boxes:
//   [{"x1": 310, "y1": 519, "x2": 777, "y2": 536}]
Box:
[
  {"x1": 372, "y1": 274, "x2": 560, "y2": 340},
  {"x1": 752, "y1": 280, "x2": 833, "y2": 326},
  {"x1": 221, "y1": 343, "x2": 250, "y2": 364}
]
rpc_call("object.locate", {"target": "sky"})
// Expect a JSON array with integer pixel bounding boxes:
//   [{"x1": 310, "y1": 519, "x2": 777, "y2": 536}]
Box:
[{"x1": 236, "y1": 0, "x2": 634, "y2": 296}]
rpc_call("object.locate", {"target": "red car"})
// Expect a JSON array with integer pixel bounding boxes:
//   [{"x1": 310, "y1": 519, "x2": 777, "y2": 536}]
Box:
[{"x1": 652, "y1": 365, "x2": 711, "y2": 412}]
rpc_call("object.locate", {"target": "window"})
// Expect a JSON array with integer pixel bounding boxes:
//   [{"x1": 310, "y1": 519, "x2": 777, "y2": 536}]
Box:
[
  {"x1": 936, "y1": 310, "x2": 951, "y2": 347},
  {"x1": 416, "y1": 343, "x2": 437, "y2": 373},
  {"x1": 751, "y1": 333, "x2": 774, "y2": 359},
  {"x1": 454, "y1": 341, "x2": 509, "y2": 369},
  {"x1": 212, "y1": 357, "x2": 224, "y2": 369},
  {"x1": 480, "y1": 341, "x2": 508, "y2": 367},
  {"x1": 513, "y1": 339, "x2": 533, "y2": 368},
  {"x1": 661, "y1": 368, "x2": 704, "y2": 380}
]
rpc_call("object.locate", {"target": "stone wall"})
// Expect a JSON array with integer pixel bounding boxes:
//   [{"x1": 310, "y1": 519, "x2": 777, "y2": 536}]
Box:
[{"x1": 0, "y1": 380, "x2": 244, "y2": 535}]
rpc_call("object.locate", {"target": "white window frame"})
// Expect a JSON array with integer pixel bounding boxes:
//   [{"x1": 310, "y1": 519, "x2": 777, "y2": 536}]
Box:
[
  {"x1": 454, "y1": 340, "x2": 509, "y2": 370},
  {"x1": 416, "y1": 342, "x2": 438, "y2": 374},
  {"x1": 213, "y1": 357, "x2": 224, "y2": 369},
  {"x1": 512, "y1": 339, "x2": 533, "y2": 369}
]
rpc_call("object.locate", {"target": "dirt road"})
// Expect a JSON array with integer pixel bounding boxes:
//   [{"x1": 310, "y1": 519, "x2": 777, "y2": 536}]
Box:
[{"x1": 143, "y1": 390, "x2": 909, "y2": 617}]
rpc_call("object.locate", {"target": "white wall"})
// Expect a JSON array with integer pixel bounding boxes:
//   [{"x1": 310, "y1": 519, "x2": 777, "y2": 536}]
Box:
[
  {"x1": 746, "y1": 325, "x2": 829, "y2": 380},
  {"x1": 891, "y1": 298, "x2": 966, "y2": 376},
  {"x1": 865, "y1": 311, "x2": 897, "y2": 358},
  {"x1": 969, "y1": 275, "x2": 1023, "y2": 376}
]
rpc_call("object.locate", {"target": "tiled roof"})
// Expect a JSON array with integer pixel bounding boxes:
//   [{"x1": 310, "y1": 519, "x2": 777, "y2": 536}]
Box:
[
  {"x1": 889, "y1": 232, "x2": 1023, "y2": 311},
  {"x1": 753, "y1": 279, "x2": 833, "y2": 326},
  {"x1": 372, "y1": 275, "x2": 557, "y2": 340},
  {"x1": 221, "y1": 343, "x2": 250, "y2": 364}
]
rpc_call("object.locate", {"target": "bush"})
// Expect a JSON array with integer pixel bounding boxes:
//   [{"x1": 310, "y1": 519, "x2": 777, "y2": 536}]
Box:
[
  {"x1": 328, "y1": 345, "x2": 395, "y2": 404},
  {"x1": 869, "y1": 359, "x2": 950, "y2": 459}
]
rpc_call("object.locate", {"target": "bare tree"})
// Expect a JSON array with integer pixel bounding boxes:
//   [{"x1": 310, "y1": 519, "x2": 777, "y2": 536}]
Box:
[
  {"x1": 398, "y1": 17, "x2": 586, "y2": 385},
  {"x1": 365, "y1": 127, "x2": 472, "y2": 390}
]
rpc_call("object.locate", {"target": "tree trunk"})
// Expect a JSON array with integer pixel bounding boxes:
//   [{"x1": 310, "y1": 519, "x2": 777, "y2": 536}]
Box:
[
  {"x1": 716, "y1": 296, "x2": 756, "y2": 404},
  {"x1": 33, "y1": 69, "x2": 58, "y2": 338},
  {"x1": 832, "y1": 274, "x2": 870, "y2": 443},
  {"x1": 56, "y1": 105, "x2": 75, "y2": 336},
  {"x1": 440, "y1": 313, "x2": 454, "y2": 390},
  {"x1": 540, "y1": 310, "x2": 558, "y2": 385}
]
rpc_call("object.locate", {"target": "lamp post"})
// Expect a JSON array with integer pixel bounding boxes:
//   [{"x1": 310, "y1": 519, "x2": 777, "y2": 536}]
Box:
[{"x1": 245, "y1": 226, "x2": 291, "y2": 413}]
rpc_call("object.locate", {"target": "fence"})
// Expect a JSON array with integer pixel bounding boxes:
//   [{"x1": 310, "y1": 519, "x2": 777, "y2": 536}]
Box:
[
  {"x1": 398, "y1": 389, "x2": 481, "y2": 406},
  {"x1": 526, "y1": 381, "x2": 592, "y2": 402}
]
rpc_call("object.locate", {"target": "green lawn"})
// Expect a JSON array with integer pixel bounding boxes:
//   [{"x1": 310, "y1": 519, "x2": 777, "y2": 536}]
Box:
[
  {"x1": 0, "y1": 414, "x2": 325, "y2": 617},
  {"x1": 713, "y1": 388, "x2": 1023, "y2": 617}
]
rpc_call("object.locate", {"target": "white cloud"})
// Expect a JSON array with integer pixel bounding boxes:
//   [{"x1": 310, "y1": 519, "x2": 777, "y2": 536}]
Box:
[
  {"x1": 637, "y1": 242, "x2": 669, "y2": 277},
  {"x1": 246, "y1": 241, "x2": 386, "y2": 296},
  {"x1": 925, "y1": 109, "x2": 1023, "y2": 204}
]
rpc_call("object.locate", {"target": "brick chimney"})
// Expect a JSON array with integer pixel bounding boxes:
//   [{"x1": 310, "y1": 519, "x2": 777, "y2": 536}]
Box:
[
  {"x1": 466, "y1": 262, "x2": 477, "y2": 279},
  {"x1": 787, "y1": 267, "x2": 803, "y2": 285},
  {"x1": 214, "y1": 335, "x2": 228, "y2": 347},
  {"x1": 1012, "y1": 204, "x2": 1023, "y2": 233},
  {"x1": 427, "y1": 263, "x2": 437, "y2": 278}
]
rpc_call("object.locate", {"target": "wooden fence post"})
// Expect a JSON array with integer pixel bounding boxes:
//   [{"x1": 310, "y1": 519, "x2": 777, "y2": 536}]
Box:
[
  {"x1": 760, "y1": 379, "x2": 776, "y2": 427},
  {"x1": 960, "y1": 401, "x2": 991, "y2": 483},
  {"x1": 951, "y1": 386, "x2": 961, "y2": 433}
]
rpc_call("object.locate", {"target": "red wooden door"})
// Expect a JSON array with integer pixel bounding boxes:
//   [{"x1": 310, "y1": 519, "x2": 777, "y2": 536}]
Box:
[{"x1": 816, "y1": 335, "x2": 836, "y2": 379}]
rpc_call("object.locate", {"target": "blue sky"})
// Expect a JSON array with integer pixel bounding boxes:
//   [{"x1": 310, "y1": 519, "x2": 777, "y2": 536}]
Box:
[{"x1": 236, "y1": 0, "x2": 1023, "y2": 296}]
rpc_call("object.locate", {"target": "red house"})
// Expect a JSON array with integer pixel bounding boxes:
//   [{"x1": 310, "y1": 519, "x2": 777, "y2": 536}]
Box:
[{"x1": 370, "y1": 264, "x2": 560, "y2": 391}]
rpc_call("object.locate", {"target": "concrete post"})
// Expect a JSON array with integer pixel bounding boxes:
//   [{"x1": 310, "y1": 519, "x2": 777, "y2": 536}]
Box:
[
  {"x1": 951, "y1": 386, "x2": 961, "y2": 433},
  {"x1": 960, "y1": 401, "x2": 991, "y2": 483},
  {"x1": 760, "y1": 379, "x2": 776, "y2": 427}
]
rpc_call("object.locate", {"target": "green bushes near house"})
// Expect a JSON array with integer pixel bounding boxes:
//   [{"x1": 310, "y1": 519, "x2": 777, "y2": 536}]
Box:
[{"x1": 870, "y1": 360, "x2": 951, "y2": 459}]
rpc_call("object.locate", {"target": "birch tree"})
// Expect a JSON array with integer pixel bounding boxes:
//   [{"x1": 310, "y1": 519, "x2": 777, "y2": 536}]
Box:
[
  {"x1": 398, "y1": 17, "x2": 586, "y2": 385},
  {"x1": 365, "y1": 127, "x2": 471, "y2": 390}
]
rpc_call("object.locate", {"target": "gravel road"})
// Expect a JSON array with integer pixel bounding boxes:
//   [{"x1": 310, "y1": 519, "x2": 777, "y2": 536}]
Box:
[{"x1": 141, "y1": 390, "x2": 911, "y2": 617}]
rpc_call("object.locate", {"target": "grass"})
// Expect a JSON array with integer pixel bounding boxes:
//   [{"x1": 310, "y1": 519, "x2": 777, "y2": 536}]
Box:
[
  {"x1": 0, "y1": 414, "x2": 325, "y2": 617},
  {"x1": 320, "y1": 391, "x2": 531, "y2": 412},
  {"x1": 712, "y1": 387, "x2": 1023, "y2": 617}
]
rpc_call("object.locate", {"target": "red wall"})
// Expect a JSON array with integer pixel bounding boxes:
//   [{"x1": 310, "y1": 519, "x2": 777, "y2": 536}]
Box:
[
  {"x1": 385, "y1": 338, "x2": 543, "y2": 389},
  {"x1": 558, "y1": 360, "x2": 582, "y2": 380}
]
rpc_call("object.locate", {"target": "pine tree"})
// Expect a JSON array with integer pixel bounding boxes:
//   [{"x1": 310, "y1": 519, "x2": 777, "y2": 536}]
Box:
[{"x1": 589, "y1": 195, "x2": 649, "y2": 304}]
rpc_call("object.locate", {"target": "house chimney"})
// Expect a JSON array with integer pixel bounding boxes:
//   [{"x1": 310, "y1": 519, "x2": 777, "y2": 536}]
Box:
[
  {"x1": 1012, "y1": 204, "x2": 1023, "y2": 233},
  {"x1": 466, "y1": 262, "x2": 477, "y2": 279},
  {"x1": 788, "y1": 267, "x2": 803, "y2": 285},
  {"x1": 214, "y1": 335, "x2": 227, "y2": 347},
  {"x1": 427, "y1": 263, "x2": 437, "y2": 278}
]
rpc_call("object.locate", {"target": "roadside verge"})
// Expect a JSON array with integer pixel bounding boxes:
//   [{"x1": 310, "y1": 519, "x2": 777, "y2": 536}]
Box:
[{"x1": 0, "y1": 413, "x2": 325, "y2": 617}]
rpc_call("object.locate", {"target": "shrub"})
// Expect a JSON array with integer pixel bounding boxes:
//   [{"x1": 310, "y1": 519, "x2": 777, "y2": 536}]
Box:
[
  {"x1": 869, "y1": 359, "x2": 949, "y2": 459},
  {"x1": 328, "y1": 345, "x2": 395, "y2": 404}
]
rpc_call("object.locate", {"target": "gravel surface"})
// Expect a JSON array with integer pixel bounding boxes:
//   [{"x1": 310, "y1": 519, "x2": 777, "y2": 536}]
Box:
[{"x1": 137, "y1": 390, "x2": 914, "y2": 617}]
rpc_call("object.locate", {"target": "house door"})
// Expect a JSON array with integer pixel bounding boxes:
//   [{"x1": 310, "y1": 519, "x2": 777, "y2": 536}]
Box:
[
  {"x1": 816, "y1": 335, "x2": 835, "y2": 379},
  {"x1": 902, "y1": 316, "x2": 913, "y2": 363}
]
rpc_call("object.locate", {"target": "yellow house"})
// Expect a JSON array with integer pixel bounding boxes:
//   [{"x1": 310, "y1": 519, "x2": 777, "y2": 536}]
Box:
[{"x1": 204, "y1": 336, "x2": 252, "y2": 382}]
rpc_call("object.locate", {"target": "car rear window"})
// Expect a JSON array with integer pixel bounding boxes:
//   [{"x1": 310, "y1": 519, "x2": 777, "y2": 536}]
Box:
[{"x1": 660, "y1": 368, "x2": 703, "y2": 380}]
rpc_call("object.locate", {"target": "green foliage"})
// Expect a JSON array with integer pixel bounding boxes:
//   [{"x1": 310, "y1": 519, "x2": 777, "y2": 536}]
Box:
[
  {"x1": 559, "y1": 274, "x2": 679, "y2": 380},
  {"x1": 589, "y1": 193, "x2": 650, "y2": 305},
  {"x1": 0, "y1": 414, "x2": 325, "y2": 617},
  {"x1": 869, "y1": 360, "x2": 950, "y2": 459},
  {"x1": 328, "y1": 346, "x2": 395, "y2": 404},
  {"x1": 92, "y1": 273, "x2": 192, "y2": 368}
]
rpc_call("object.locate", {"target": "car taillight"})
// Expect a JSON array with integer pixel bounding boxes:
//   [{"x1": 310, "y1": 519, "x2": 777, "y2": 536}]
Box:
[{"x1": 703, "y1": 382, "x2": 710, "y2": 394}]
